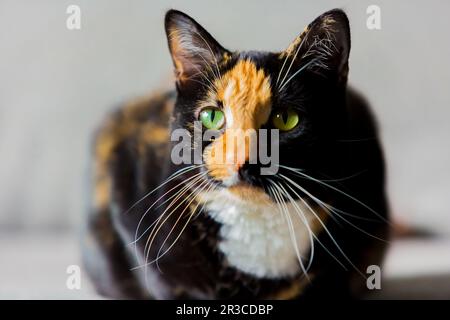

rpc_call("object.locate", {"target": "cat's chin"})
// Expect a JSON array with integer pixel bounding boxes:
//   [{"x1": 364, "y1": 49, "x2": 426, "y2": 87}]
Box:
[{"x1": 226, "y1": 182, "x2": 272, "y2": 204}]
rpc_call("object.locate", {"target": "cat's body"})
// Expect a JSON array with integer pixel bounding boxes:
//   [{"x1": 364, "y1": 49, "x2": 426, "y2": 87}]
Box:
[{"x1": 83, "y1": 10, "x2": 389, "y2": 299}]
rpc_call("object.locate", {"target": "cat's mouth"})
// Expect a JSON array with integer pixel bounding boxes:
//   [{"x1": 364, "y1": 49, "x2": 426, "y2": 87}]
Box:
[
  {"x1": 200, "y1": 159, "x2": 277, "y2": 204},
  {"x1": 199, "y1": 165, "x2": 270, "y2": 200}
]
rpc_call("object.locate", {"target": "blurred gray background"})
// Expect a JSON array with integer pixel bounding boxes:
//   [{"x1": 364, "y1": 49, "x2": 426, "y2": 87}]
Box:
[{"x1": 1, "y1": 0, "x2": 450, "y2": 298}]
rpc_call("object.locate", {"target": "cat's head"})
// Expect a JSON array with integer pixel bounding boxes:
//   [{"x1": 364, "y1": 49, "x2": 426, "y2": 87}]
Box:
[{"x1": 165, "y1": 9, "x2": 350, "y2": 202}]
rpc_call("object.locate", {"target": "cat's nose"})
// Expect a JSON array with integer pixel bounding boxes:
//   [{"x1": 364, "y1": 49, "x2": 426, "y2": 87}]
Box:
[{"x1": 238, "y1": 162, "x2": 260, "y2": 184}]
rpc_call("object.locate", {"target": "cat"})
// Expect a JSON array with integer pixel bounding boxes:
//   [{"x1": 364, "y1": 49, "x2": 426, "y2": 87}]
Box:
[{"x1": 82, "y1": 8, "x2": 389, "y2": 299}]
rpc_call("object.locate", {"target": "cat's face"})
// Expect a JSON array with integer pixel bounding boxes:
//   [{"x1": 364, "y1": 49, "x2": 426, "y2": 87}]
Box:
[{"x1": 165, "y1": 9, "x2": 350, "y2": 202}]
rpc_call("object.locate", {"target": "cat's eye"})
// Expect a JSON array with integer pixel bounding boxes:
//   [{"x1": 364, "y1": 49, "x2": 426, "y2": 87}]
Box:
[
  {"x1": 272, "y1": 108, "x2": 300, "y2": 131},
  {"x1": 199, "y1": 108, "x2": 225, "y2": 130}
]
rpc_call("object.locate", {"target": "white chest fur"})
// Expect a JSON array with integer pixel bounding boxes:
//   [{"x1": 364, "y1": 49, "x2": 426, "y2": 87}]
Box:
[{"x1": 202, "y1": 189, "x2": 323, "y2": 279}]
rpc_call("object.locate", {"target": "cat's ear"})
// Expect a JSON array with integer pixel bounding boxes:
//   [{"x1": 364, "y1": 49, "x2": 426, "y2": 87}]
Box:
[
  {"x1": 280, "y1": 9, "x2": 350, "y2": 85},
  {"x1": 165, "y1": 10, "x2": 228, "y2": 87}
]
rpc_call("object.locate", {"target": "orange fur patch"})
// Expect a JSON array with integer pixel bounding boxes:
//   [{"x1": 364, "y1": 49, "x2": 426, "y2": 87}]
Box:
[
  {"x1": 216, "y1": 60, "x2": 272, "y2": 129},
  {"x1": 228, "y1": 183, "x2": 272, "y2": 203},
  {"x1": 203, "y1": 60, "x2": 272, "y2": 184}
]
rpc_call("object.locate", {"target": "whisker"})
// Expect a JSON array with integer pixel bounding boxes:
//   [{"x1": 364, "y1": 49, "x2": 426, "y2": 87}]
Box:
[
  {"x1": 191, "y1": 182, "x2": 218, "y2": 221},
  {"x1": 185, "y1": 59, "x2": 217, "y2": 90},
  {"x1": 140, "y1": 173, "x2": 208, "y2": 292},
  {"x1": 136, "y1": 172, "x2": 209, "y2": 271},
  {"x1": 279, "y1": 165, "x2": 391, "y2": 225},
  {"x1": 275, "y1": 168, "x2": 378, "y2": 223},
  {"x1": 279, "y1": 58, "x2": 318, "y2": 91},
  {"x1": 192, "y1": 30, "x2": 224, "y2": 87},
  {"x1": 276, "y1": 51, "x2": 292, "y2": 87},
  {"x1": 323, "y1": 205, "x2": 389, "y2": 243},
  {"x1": 168, "y1": 31, "x2": 218, "y2": 91},
  {"x1": 272, "y1": 180, "x2": 347, "y2": 270},
  {"x1": 142, "y1": 172, "x2": 208, "y2": 266},
  {"x1": 132, "y1": 172, "x2": 207, "y2": 270},
  {"x1": 311, "y1": 169, "x2": 367, "y2": 183},
  {"x1": 268, "y1": 184, "x2": 309, "y2": 279},
  {"x1": 154, "y1": 178, "x2": 215, "y2": 269},
  {"x1": 268, "y1": 180, "x2": 315, "y2": 274},
  {"x1": 125, "y1": 164, "x2": 203, "y2": 216},
  {"x1": 138, "y1": 174, "x2": 211, "y2": 272},
  {"x1": 130, "y1": 175, "x2": 204, "y2": 264},
  {"x1": 278, "y1": 174, "x2": 365, "y2": 277},
  {"x1": 278, "y1": 28, "x2": 310, "y2": 89},
  {"x1": 132, "y1": 170, "x2": 206, "y2": 247},
  {"x1": 154, "y1": 177, "x2": 211, "y2": 260}
]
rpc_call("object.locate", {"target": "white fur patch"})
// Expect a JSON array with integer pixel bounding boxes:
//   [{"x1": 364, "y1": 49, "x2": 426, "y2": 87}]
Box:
[{"x1": 200, "y1": 189, "x2": 324, "y2": 279}]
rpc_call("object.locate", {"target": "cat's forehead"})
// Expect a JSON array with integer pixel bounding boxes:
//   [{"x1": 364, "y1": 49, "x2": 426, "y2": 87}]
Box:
[
  {"x1": 210, "y1": 57, "x2": 273, "y2": 129},
  {"x1": 216, "y1": 59, "x2": 271, "y2": 102}
]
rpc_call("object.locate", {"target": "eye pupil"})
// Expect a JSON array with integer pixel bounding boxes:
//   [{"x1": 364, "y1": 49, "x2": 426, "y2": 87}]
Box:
[
  {"x1": 272, "y1": 108, "x2": 299, "y2": 131},
  {"x1": 281, "y1": 111, "x2": 289, "y2": 124},
  {"x1": 199, "y1": 108, "x2": 225, "y2": 129}
]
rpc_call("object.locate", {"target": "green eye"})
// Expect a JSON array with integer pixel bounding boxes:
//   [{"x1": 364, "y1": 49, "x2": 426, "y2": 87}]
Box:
[
  {"x1": 199, "y1": 108, "x2": 225, "y2": 129},
  {"x1": 272, "y1": 108, "x2": 300, "y2": 131}
]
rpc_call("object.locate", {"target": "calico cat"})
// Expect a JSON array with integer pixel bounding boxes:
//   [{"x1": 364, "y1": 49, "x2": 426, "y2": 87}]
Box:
[{"x1": 83, "y1": 9, "x2": 389, "y2": 299}]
